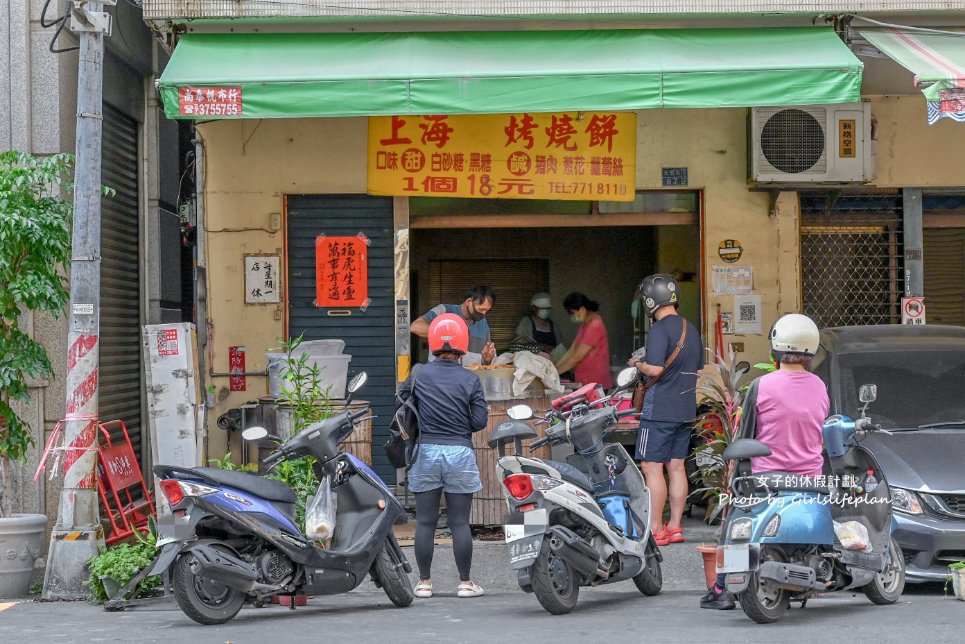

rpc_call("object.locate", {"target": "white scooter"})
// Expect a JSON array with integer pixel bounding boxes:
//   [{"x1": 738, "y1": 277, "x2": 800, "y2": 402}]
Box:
[{"x1": 488, "y1": 368, "x2": 662, "y2": 614}]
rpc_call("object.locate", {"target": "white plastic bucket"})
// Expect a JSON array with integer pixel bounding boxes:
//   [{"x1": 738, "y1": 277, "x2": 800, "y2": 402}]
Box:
[{"x1": 267, "y1": 352, "x2": 351, "y2": 399}]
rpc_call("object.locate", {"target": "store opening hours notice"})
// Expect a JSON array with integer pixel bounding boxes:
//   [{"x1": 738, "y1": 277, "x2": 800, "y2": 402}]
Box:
[{"x1": 367, "y1": 112, "x2": 636, "y2": 201}]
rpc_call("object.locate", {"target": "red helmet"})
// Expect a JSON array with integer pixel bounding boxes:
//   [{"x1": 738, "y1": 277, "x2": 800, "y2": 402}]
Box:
[{"x1": 429, "y1": 313, "x2": 470, "y2": 356}]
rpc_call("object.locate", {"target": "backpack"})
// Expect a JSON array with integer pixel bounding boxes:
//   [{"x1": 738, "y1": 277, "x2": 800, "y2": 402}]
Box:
[{"x1": 383, "y1": 364, "x2": 423, "y2": 470}]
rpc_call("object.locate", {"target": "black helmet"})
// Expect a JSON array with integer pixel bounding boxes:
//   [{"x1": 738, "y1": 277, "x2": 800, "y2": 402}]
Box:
[{"x1": 637, "y1": 273, "x2": 679, "y2": 318}]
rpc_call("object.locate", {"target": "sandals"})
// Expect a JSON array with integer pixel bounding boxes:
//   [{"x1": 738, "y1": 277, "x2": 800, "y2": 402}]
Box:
[
  {"x1": 457, "y1": 581, "x2": 485, "y2": 598},
  {"x1": 668, "y1": 527, "x2": 685, "y2": 543},
  {"x1": 414, "y1": 581, "x2": 433, "y2": 598}
]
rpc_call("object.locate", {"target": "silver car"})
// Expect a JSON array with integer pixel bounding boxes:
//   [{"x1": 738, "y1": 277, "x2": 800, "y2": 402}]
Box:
[{"x1": 813, "y1": 325, "x2": 965, "y2": 583}]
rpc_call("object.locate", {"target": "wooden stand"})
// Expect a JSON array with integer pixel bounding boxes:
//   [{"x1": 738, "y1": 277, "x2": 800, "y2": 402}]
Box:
[{"x1": 470, "y1": 394, "x2": 553, "y2": 526}]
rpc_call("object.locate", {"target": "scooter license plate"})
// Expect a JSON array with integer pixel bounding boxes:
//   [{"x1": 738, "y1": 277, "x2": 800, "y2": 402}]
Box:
[
  {"x1": 505, "y1": 509, "x2": 547, "y2": 568},
  {"x1": 717, "y1": 544, "x2": 753, "y2": 573}
]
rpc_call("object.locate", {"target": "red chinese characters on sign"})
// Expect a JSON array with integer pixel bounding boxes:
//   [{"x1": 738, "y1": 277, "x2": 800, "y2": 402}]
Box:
[
  {"x1": 178, "y1": 86, "x2": 242, "y2": 117},
  {"x1": 316, "y1": 236, "x2": 369, "y2": 307},
  {"x1": 939, "y1": 87, "x2": 965, "y2": 114},
  {"x1": 228, "y1": 345, "x2": 246, "y2": 392}
]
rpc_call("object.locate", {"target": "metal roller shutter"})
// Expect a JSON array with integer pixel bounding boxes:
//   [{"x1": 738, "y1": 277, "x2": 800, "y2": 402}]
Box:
[
  {"x1": 923, "y1": 228, "x2": 965, "y2": 326},
  {"x1": 100, "y1": 104, "x2": 143, "y2": 458},
  {"x1": 286, "y1": 195, "x2": 395, "y2": 480}
]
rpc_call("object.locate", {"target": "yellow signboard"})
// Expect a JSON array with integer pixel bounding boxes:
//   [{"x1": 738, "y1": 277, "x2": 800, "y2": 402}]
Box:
[{"x1": 368, "y1": 112, "x2": 636, "y2": 201}]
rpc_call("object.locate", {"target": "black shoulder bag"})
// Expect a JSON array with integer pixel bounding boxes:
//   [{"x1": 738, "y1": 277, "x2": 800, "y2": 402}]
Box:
[{"x1": 383, "y1": 364, "x2": 423, "y2": 470}]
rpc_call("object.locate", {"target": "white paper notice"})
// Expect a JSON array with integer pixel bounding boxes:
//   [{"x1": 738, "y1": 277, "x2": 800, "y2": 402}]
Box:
[
  {"x1": 733, "y1": 295, "x2": 762, "y2": 334},
  {"x1": 245, "y1": 255, "x2": 281, "y2": 304},
  {"x1": 712, "y1": 266, "x2": 753, "y2": 295}
]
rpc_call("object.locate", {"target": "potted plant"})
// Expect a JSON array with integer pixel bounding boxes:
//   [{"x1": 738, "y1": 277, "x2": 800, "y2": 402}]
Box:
[
  {"x1": 85, "y1": 529, "x2": 162, "y2": 603},
  {"x1": 948, "y1": 561, "x2": 965, "y2": 601},
  {"x1": 0, "y1": 152, "x2": 76, "y2": 597},
  {"x1": 690, "y1": 346, "x2": 755, "y2": 586}
]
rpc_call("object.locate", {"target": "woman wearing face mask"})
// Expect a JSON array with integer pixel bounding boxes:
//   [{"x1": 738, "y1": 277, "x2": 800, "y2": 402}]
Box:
[
  {"x1": 554, "y1": 292, "x2": 612, "y2": 389},
  {"x1": 515, "y1": 292, "x2": 559, "y2": 354}
]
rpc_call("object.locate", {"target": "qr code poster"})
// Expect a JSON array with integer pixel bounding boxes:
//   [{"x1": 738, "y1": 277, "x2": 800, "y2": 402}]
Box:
[
  {"x1": 733, "y1": 295, "x2": 762, "y2": 334},
  {"x1": 157, "y1": 328, "x2": 181, "y2": 356}
]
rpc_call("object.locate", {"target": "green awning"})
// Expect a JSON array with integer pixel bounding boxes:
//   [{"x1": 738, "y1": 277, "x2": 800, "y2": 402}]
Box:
[
  {"x1": 859, "y1": 28, "x2": 965, "y2": 124},
  {"x1": 158, "y1": 28, "x2": 862, "y2": 120}
]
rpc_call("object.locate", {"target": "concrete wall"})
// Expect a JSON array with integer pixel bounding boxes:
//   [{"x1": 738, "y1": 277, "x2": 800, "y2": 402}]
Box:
[{"x1": 196, "y1": 95, "x2": 965, "y2": 461}]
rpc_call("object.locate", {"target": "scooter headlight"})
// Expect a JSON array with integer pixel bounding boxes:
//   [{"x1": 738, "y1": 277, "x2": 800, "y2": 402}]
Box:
[
  {"x1": 890, "y1": 487, "x2": 924, "y2": 516},
  {"x1": 728, "y1": 518, "x2": 753, "y2": 541}
]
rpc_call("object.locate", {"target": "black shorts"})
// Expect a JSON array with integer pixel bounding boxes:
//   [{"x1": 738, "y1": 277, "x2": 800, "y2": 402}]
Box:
[{"x1": 636, "y1": 420, "x2": 692, "y2": 463}]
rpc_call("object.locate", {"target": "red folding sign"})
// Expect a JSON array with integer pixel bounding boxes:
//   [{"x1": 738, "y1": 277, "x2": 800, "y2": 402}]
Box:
[{"x1": 316, "y1": 236, "x2": 368, "y2": 307}]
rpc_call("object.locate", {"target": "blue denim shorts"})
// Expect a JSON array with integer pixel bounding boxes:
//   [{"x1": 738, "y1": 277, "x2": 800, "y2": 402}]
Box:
[
  {"x1": 407, "y1": 444, "x2": 483, "y2": 494},
  {"x1": 636, "y1": 421, "x2": 693, "y2": 463}
]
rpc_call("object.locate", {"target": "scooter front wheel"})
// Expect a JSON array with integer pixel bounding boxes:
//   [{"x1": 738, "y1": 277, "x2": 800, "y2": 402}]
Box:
[
  {"x1": 172, "y1": 550, "x2": 246, "y2": 625},
  {"x1": 632, "y1": 540, "x2": 662, "y2": 596},
  {"x1": 738, "y1": 547, "x2": 789, "y2": 624},
  {"x1": 862, "y1": 540, "x2": 905, "y2": 605},
  {"x1": 531, "y1": 536, "x2": 580, "y2": 615},
  {"x1": 370, "y1": 538, "x2": 414, "y2": 607}
]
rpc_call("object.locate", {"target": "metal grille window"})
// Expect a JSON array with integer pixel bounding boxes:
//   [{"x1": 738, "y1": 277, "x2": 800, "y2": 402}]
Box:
[{"x1": 801, "y1": 194, "x2": 904, "y2": 328}]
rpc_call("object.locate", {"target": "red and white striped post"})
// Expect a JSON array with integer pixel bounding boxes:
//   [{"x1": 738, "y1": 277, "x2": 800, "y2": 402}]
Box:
[{"x1": 42, "y1": 3, "x2": 108, "y2": 599}]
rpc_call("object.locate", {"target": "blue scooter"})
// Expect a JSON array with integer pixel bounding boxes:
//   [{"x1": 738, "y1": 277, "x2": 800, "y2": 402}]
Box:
[
  {"x1": 147, "y1": 372, "x2": 413, "y2": 625},
  {"x1": 717, "y1": 384, "x2": 905, "y2": 623}
]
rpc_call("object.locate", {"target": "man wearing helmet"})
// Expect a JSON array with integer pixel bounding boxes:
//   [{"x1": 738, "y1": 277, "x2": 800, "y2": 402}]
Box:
[
  {"x1": 411, "y1": 285, "x2": 497, "y2": 365},
  {"x1": 630, "y1": 274, "x2": 704, "y2": 547},
  {"x1": 400, "y1": 314, "x2": 489, "y2": 600},
  {"x1": 700, "y1": 312, "x2": 830, "y2": 611}
]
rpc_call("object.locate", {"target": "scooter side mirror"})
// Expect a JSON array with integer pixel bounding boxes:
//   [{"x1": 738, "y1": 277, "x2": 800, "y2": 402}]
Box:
[
  {"x1": 506, "y1": 405, "x2": 534, "y2": 420},
  {"x1": 859, "y1": 384, "x2": 877, "y2": 404},
  {"x1": 616, "y1": 367, "x2": 638, "y2": 388},
  {"x1": 242, "y1": 426, "x2": 268, "y2": 441},
  {"x1": 347, "y1": 371, "x2": 367, "y2": 394}
]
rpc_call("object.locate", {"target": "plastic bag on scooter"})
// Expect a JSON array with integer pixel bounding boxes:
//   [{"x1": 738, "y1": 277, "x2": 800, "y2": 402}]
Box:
[
  {"x1": 833, "y1": 520, "x2": 872, "y2": 552},
  {"x1": 305, "y1": 476, "x2": 337, "y2": 542}
]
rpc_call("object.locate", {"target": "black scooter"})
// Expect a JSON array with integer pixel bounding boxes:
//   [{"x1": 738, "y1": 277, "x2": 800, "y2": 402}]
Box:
[{"x1": 146, "y1": 372, "x2": 413, "y2": 625}]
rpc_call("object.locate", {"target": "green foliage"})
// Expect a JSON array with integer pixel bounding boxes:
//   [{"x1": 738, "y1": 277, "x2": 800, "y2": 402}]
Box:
[
  {"x1": 85, "y1": 530, "x2": 161, "y2": 603},
  {"x1": 0, "y1": 151, "x2": 73, "y2": 466},
  {"x1": 690, "y1": 346, "x2": 758, "y2": 525},
  {"x1": 208, "y1": 452, "x2": 257, "y2": 473},
  {"x1": 267, "y1": 335, "x2": 333, "y2": 528},
  {"x1": 950, "y1": 561, "x2": 965, "y2": 572}
]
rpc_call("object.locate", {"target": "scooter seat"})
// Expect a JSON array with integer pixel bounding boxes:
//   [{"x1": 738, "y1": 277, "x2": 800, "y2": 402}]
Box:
[
  {"x1": 537, "y1": 459, "x2": 594, "y2": 492},
  {"x1": 192, "y1": 467, "x2": 297, "y2": 504},
  {"x1": 753, "y1": 471, "x2": 830, "y2": 493}
]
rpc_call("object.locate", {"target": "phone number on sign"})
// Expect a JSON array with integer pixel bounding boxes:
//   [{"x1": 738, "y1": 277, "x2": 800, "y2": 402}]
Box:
[
  {"x1": 547, "y1": 181, "x2": 629, "y2": 196},
  {"x1": 185, "y1": 103, "x2": 241, "y2": 116}
]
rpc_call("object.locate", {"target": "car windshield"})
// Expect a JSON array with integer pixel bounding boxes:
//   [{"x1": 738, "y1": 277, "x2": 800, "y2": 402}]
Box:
[{"x1": 837, "y1": 349, "x2": 965, "y2": 429}]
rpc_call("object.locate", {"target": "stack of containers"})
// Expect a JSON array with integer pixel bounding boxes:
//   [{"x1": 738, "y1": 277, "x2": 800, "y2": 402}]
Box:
[{"x1": 266, "y1": 339, "x2": 351, "y2": 399}]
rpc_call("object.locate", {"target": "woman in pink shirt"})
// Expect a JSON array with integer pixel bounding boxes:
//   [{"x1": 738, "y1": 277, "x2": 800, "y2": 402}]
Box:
[{"x1": 555, "y1": 292, "x2": 612, "y2": 390}]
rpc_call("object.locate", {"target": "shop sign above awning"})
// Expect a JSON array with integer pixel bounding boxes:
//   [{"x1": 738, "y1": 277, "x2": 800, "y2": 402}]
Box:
[
  {"x1": 858, "y1": 28, "x2": 965, "y2": 124},
  {"x1": 157, "y1": 28, "x2": 862, "y2": 119}
]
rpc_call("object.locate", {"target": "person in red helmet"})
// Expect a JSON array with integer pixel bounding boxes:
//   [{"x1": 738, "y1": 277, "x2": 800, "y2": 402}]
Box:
[{"x1": 400, "y1": 313, "x2": 489, "y2": 599}]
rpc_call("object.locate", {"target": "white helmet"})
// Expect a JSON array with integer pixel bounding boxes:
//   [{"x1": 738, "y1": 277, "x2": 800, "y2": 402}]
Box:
[
  {"x1": 530, "y1": 292, "x2": 552, "y2": 309},
  {"x1": 769, "y1": 313, "x2": 819, "y2": 355}
]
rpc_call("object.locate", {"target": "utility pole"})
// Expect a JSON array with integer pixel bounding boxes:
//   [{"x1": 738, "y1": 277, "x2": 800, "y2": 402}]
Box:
[{"x1": 43, "y1": 1, "x2": 114, "y2": 600}]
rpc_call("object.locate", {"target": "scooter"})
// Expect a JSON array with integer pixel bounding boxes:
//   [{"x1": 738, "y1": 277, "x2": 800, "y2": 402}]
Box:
[
  {"x1": 488, "y1": 368, "x2": 663, "y2": 615},
  {"x1": 717, "y1": 383, "x2": 905, "y2": 623},
  {"x1": 147, "y1": 372, "x2": 414, "y2": 625}
]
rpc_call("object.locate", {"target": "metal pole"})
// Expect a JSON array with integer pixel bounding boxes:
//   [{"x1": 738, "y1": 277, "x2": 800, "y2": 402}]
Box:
[
  {"x1": 43, "y1": 1, "x2": 113, "y2": 600},
  {"x1": 903, "y1": 188, "x2": 924, "y2": 298}
]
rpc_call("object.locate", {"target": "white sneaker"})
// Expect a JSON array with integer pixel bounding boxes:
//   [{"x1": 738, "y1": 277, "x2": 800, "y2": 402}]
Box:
[
  {"x1": 414, "y1": 581, "x2": 433, "y2": 598},
  {"x1": 457, "y1": 581, "x2": 485, "y2": 598}
]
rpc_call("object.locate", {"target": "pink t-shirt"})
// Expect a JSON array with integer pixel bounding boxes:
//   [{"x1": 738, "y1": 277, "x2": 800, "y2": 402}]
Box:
[
  {"x1": 573, "y1": 316, "x2": 612, "y2": 390},
  {"x1": 751, "y1": 370, "x2": 830, "y2": 478}
]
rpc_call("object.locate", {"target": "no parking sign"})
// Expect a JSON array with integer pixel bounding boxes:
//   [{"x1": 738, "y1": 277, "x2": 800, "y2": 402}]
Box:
[{"x1": 901, "y1": 297, "x2": 926, "y2": 325}]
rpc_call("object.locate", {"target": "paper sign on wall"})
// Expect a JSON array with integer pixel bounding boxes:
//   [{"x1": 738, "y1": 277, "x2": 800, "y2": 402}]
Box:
[
  {"x1": 368, "y1": 112, "x2": 636, "y2": 201},
  {"x1": 733, "y1": 295, "x2": 763, "y2": 334},
  {"x1": 245, "y1": 255, "x2": 280, "y2": 304},
  {"x1": 316, "y1": 236, "x2": 369, "y2": 307},
  {"x1": 712, "y1": 266, "x2": 753, "y2": 295}
]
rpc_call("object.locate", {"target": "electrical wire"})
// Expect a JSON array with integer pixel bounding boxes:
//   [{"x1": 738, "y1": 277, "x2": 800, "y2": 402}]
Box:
[{"x1": 42, "y1": 0, "x2": 79, "y2": 54}]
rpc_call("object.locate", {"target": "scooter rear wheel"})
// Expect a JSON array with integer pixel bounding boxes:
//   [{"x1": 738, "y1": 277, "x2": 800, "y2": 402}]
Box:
[
  {"x1": 862, "y1": 540, "x2": 905, "y2": 605},
  {"x1": 370, "y1": 538, "x2": 414, "y2": 607},
  {"x1": 738, "y1": 546, "x2": 789, "y2": 624},
  {"x1": 531, "y1": 536, "x2": 580, "y2": 615},
  {"x1": 172, "y1": 550, "x2": 246, "y2": 625}
]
